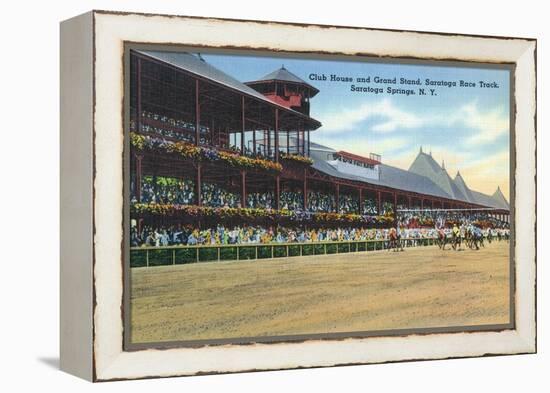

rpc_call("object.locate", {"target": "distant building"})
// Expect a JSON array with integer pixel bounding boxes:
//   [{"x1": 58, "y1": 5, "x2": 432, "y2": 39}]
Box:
[{"x1": 310, "y1": 145, "x2": 509, "y2": 211}]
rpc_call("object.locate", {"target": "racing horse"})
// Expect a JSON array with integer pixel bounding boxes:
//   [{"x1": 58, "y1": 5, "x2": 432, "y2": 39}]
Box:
[
  {"x1": 387, "y1": 228, "x2": 403, "y2": 252},
  {"x1": 451, "y1": 228, "x2": 462, "y2": 251},
  {"x1": 471, "y1": 227, "x2": 484, "y2": 250},
  {"x1": 465, "y1": 227, "x2": 483, "y2": 250},
  {"x1": 437, "y1": 228, "x2": 448, "y2": 250},
  {"x1": 464, "y1": 228, "x2": 473, "y2": 249},
  {"x1": 477, "y1": 230, "x2": 485, "y2": 248}
]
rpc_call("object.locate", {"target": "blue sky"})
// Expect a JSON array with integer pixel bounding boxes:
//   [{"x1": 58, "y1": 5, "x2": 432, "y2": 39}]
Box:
[{"x1": 203, "y1": 52, "x2": 510, "y2": 199}]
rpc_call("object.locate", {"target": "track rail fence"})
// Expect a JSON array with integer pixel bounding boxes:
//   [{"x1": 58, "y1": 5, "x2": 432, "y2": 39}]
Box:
[{"x1": 130, "y1": 237, "x2": 439, "y2": 267}]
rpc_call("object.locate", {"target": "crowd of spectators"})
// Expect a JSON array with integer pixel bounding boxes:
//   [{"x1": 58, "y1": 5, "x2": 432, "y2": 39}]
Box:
[
  {"x1": 307, "y1": 191, "x2": 336, "y2": 213},
  {"x1": 131, "y1": 178, "x2": 509, "y2": 232},
  {"x1": 280, "y1": 190, "x2": 304, "y2": 211},
  {"x1": 131, "y1": 222, "x2": 510, "y2": 248},
  {"x1": 132, "y1": 180, "x2": 358, "y2": 215},
  {"x1": 338, "y1": 194, "x2": 359, "y2": 214},
  {"x1": 130, "y1": 223, "x2": 443, "y2": 247},
  {"x1": 132, "y1": 177, "x2": 244, "y2": 208},
  {"x1": 200, "y1": 183, "x2": 241, "y2": 208},
  {"x1": 397, "y1": 209, "x2": 510, "y2": 229},
  {"x1": 132, "y1": 111, "x2": 313, "y2": 160},
  {"x1": 247, "y1": 191, "x2": 275, "y2": 209},
  {"x1": 130, "y1": 111, "x2": 213, "y2": 145},
  {"x1": 381, "y1": 202, "x2": 394, "y2": 215},
  {"x1": 362, "y1": 199, "x2": 378, "y2": 215},
  {"x1": 133, "y1": 177, "x2": 195, "y2": 205}
]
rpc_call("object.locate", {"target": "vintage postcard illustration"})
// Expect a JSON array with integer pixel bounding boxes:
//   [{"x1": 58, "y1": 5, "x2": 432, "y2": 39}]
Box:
[{"x1": 126, "y1": 47, "x2": 512, "y2": 347}]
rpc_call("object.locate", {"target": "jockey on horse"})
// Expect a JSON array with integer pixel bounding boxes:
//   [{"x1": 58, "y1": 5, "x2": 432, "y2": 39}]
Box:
[
  {"x1": 388, "y1": 227, "x2": 397, "y2": 251},
  {"x1": 387, "y1": 227, "x2": 403, "y2": 252},
  {"x1": 471, "y1": 225, "x2": 484, "y2": 250},
  {"x1": 397, "y1": 226, "x2": 404, "y2": 251},
  {"x1": 437, "y1": 226, "x2": 447, "y2": 250},
  {"x1": 451, "y1": 224, "x2": 461, "y2": 251}
]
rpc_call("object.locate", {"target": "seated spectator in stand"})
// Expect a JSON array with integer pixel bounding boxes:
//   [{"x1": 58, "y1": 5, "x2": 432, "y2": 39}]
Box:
[
  {"x1": 307, "y1": 191, "x2": 336, "y2": 213},
  {"x1": 338, "y1": 194, "x2": 359, "y2": 214},
  {"x1": 134, "y1": 177, "x2": 195, "y2": 205},
  {"x1": 362, "y1": 199, "x2": 377, "y2": 215},
  {"x1": 280, "y1": 190, "x2": 303, "y2": 211},
  {"x1": 247, "y1": 191, "x2": 274, "y2": 209}
]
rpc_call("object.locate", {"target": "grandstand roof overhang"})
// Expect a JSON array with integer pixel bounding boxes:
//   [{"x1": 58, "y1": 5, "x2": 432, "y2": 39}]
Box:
[
  {"x1": 132, "y1": 50, "x2": 322, "y2": 132},
  {"x1": 307, "y1": 151, "x2": 509, "y2": 212},
  {"x1": 306, "y1": 164, "x2": 509, "y2": 212}
]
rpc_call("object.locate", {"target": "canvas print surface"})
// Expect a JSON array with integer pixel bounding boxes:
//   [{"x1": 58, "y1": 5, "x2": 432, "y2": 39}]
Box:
[{"x1": 126, "y1": 47, "x2": 512, "y2": 347}]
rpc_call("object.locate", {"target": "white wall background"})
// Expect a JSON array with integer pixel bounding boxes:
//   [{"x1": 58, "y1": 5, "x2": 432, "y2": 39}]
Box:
[{"x1": 0, "y1": 0, "x2": 545, "y2": 390}]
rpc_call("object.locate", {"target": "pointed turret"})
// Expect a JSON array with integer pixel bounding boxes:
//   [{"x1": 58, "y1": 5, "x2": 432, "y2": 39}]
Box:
[
  {"x1": 492, "y1": 186, "x2": 509, "y2": 209},
  {"x1": 409, "y1": 149, "x2": 443, "y2": 178},
  {"x1": 453, "y1": 170, "x2": 475, "y2": 203},
  {"x1": 409, "y1": 150, "x2": 466, "y2": 200}
]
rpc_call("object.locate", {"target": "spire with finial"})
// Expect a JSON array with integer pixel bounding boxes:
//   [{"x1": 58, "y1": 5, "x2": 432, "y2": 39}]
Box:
[
  {"x1": 456, "y1": 170, "x2": 461, "y2": 177},
  {"x1": 420, "y1": 146, "x2": 423, "y2": 154},
  {"x1": 441, "y1": 160, "x2": 445, "y2": 170},
  {"x1": 492, "y1": 185, "x2": 509, "y2": 207}
]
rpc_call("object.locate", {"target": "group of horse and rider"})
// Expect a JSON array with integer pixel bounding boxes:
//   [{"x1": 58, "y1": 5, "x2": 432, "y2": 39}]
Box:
[
  {"x1": 386, "y1": 224, "x2": 509, "y2": 252},
  {"x1": 436, "y1": 224, "x2": 510, "y2": 251},
  {"x1": 437, "y1": 224, "x2": 484, "y2": 251}
]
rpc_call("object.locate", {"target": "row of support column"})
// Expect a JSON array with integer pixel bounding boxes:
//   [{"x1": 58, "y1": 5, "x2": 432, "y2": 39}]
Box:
[
  {"x1": 243, "y1": 126, "x2": 309, "y2": 157},
  {"x1": 491, "y1": 212, "x2": 510, "y2": 224},
  {"x1": 131, "y1": 155, "x2": 436, "y2": 212},
  {"x1": 132, "y1": 155, "x2": 508, "y2": 224}
]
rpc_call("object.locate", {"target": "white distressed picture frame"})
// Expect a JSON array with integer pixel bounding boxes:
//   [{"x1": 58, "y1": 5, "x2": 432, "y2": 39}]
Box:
[{"x1": 60, "y1": 10, "x2": 536, "y2": 381}]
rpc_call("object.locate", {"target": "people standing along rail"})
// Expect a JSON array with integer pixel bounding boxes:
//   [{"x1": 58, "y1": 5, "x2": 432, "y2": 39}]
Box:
[{"x1": 130, "y1": 222, "x2": 509, "y2": 249}]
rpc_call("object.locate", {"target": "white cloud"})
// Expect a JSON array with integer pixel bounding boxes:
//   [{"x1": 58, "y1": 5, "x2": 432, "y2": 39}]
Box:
[
  {"x1": 319, "y1": 99, "x2": 423, "y2": 133},
  {"x1": 318, "y1": 99, "x2": 509, "y2": 146},
  {"x1": 314, "y1": 99, "x2": 510, "y2": 198},
  {"x1": 458, "y1": 103, "x2": 509, "y2": 145},
  {"x1": 367, "y1": 137, "x2": 408, "y2": 154}
]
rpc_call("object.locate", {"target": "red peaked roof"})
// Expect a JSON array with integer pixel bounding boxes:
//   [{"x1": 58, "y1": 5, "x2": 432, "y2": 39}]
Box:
[
  {"x1": 336, "y1": 151, "x2": 380, "y2": 166},
  {"x1": 246, "y1": 66, "x2": 319, "y2": 97}
]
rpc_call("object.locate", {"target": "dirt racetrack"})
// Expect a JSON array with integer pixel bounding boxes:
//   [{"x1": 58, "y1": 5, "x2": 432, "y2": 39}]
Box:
[{"x1": 130, "y1": 241, "x2": 511, "y2": 344}]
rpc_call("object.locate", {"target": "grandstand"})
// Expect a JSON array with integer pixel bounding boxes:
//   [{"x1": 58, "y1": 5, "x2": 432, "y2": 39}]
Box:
[
  {"x1": 127, "y1": 49, "x2": 512, "y2": 343},
  {"x1": 128, "y1": 49, "x2": 510, "y2": 241}
]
